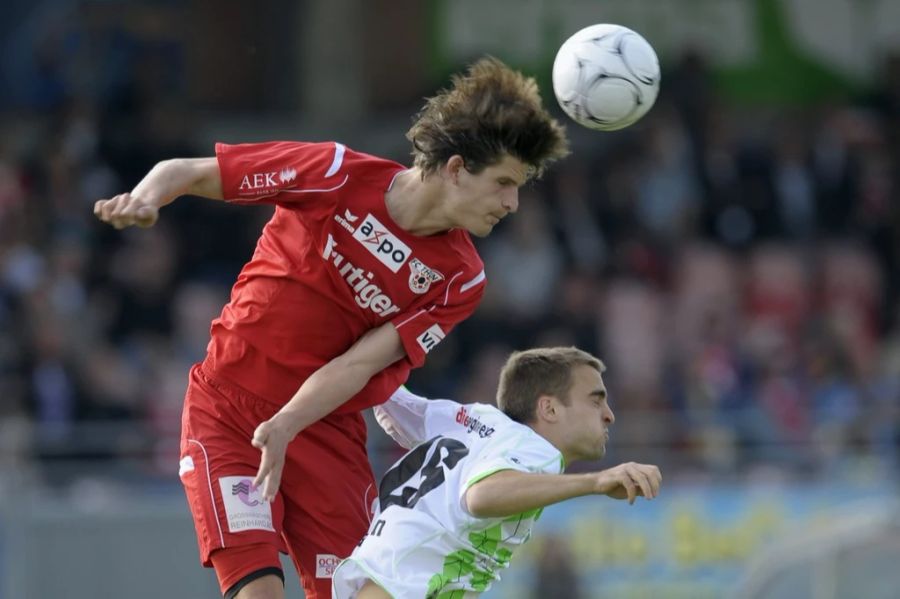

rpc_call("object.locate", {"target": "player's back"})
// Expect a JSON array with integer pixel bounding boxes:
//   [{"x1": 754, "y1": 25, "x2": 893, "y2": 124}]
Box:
[{"x1": 332, "y1": 388, "x2": 563, "y2": 598}]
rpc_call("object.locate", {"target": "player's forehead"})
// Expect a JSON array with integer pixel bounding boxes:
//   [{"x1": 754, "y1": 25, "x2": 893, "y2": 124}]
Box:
[
  {"x1": 571, "y1": 364, "x2": 605, "y2": 395},
  {"x1": 482, "y1": 154, "x2": 533, "y2": 185}
]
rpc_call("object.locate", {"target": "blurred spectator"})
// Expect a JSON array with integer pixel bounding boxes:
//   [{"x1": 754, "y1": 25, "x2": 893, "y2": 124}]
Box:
[
  {"x1": 552, "y1": 161, "x2": 608, "y2": 271},
  {"x1": 772, "y1": 119, "x2": 816, "y2": 239},
  {"x1": 634, "y1": 105, "x2": 701, "y2": 243},
  {"x1": 481, "y1": 191, "x2": 565, "y2": 319}
]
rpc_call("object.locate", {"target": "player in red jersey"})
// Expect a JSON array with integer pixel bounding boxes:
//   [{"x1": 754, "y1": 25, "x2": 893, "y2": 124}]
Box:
[{"x1": 93, "y1": 57, "x2": 568, "y2": 599}]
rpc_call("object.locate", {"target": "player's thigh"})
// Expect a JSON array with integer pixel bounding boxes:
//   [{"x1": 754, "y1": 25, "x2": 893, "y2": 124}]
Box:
[
  {"x1": 356, "y1": 580, "x2": 392, "y2": 599},
  {"x1": 180, "y1": 365, "x2": 287, "y2": 593},
  {"x1": 281, "y1": 501, "x2": 372, "y2": 599},
  {"x1": 231, "y1": 576, "x2": 283, "y2": 599},
  {"x1": 280, "y1": 413, "x2": 376, "y2": 597}
]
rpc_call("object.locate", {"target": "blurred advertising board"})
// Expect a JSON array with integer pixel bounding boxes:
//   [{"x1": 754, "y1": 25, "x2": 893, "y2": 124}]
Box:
[{"x1": 485, "y1": 481, "x2": 897, "y2": 599}]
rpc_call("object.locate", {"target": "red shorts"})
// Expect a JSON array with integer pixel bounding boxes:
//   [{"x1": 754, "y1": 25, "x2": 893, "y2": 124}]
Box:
[{"x1": 179, "y1": 364, "x2": 376, "y2": 598}]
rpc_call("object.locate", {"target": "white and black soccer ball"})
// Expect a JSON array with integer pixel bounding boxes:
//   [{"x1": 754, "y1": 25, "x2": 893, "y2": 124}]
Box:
[{"x1": 552, "y1": 24, "x2": 660, "y2": 131}]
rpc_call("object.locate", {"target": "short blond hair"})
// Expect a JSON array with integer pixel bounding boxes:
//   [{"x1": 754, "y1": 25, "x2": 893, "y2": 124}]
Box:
[
  {"x1": 407, "y1": 57, "x2": 569, "y2": 178},
  {"x1": 496, "y1": 347, "x2": 605, "y2": 423}
]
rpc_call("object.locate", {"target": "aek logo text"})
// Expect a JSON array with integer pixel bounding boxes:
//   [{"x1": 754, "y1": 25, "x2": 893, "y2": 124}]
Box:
[
  {"x1": 238, "y1": 168, "x2": 296, "y2": 192},
  {"x1": 352, "y1": 214, "x2": 411, "y2": 273},
  {"x1": 239, "y1": 172, "x2": 278, "y2": 190}
]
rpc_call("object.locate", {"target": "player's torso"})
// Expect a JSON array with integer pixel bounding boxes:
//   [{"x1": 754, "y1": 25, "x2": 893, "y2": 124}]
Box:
[
  {"x1": 367, "y1": 404, "x2": 549, "y2": 594},
  {"x1": 313, "y1": 175, "x2": 465, "y2": 326},
  {"x1": 216, "y1": 152, "x2": 480, "y2": 358}
]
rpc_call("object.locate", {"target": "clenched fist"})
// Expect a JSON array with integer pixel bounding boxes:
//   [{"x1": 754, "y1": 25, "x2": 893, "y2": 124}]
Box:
[{"x1": 94, "y1": 193, "x2": 160, "y2": 229}]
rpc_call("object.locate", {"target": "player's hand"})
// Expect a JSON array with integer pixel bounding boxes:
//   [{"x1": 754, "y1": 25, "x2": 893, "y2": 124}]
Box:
[
  {"x1": 251, "y1": 415, "x2": 296, "y2": 502},
  {"x1": 594, "y1": 462, "x2": 662, "y2": 505},
  {"x1": 93, "y1": 193, "x2": 160, "y2": 229}
]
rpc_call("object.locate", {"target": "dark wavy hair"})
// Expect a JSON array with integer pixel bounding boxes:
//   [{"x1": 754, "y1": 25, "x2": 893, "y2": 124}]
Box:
[{"x1": 407, "y1": 57, "x2": 569, "y2": 178}]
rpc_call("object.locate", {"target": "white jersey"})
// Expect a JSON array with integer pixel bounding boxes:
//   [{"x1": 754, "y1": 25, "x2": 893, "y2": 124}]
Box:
[{"x1": 332, "y1": 387, "x2": 564, "y2": 599}]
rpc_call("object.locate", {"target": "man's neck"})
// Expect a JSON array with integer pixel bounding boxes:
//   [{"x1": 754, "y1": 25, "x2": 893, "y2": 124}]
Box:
[
  {"x1": 527, "y1": 421, "x2": 572, "y2": 469},
  {"x1": 385, "y1": 168, "x2": 453, "y2": 236}
]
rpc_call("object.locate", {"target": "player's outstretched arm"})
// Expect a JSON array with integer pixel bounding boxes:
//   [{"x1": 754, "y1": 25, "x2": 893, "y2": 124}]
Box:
[
  {"x1": 252, "y1": 322, "x2": 406, "y2": 501},
  {"x1": 465, "y1": 462, "x2": 662, "y2": 518},
  {"x1": 93, "y1": 157, "x2": 223, "y2": 229}
]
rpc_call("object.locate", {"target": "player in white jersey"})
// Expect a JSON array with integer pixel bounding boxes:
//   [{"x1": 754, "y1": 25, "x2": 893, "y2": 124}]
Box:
[{"x1": 332, "y1": 347, "x2": 662, "y2": 599}]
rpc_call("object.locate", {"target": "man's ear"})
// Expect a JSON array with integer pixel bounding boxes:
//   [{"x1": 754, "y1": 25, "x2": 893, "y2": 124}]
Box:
[
  {"x1": 444, "y1": 155, "x2": 465, "y2": 184},
  {"x1": 535, "y1": 394, "x2": 561, "y2": 423}
]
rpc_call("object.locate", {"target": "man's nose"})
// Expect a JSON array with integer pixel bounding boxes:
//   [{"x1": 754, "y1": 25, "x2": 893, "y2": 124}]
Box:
[
  {"x1": 501, "y1": 189, "x2": 519, "y2": 214},
  {"x1": 604, "y1": 407, "x2": 615, "y2": 425}
]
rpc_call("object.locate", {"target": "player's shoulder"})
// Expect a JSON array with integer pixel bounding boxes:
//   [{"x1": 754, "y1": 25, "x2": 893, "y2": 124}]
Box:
[
  {"x1": 458, "y1": 402, "x2": 519, "y2": 433},
  {"x1": 464, "y1": 406, "x2": 562, "y2": 471},
  {"x1": 430, "y1": 231, "x2": 486, "y2": 294},
  {"x1": 498, "y1": 422, "x2": 564, "y2": 473},
  {"x1": 216, "y1": 139, "x2": 351, "y2": 177},
  {"x1": 447, "y1": 229, "x2": 484, "y2": 265},
  {"x1": 338, "y1": 143, "x2": 406, "y2": 179},
  {"x1": 465, "y1": 401, "x2": 507, "y2": 420},
  {"x1": 256, "y1": 140, "x2": 404, "y2": 183},
  {"x1": 417, "y1": 228, "x2": 483, "y2": 272},
  {"x1": 465, "y1": 404, "x2": 550, "y2": 444}
]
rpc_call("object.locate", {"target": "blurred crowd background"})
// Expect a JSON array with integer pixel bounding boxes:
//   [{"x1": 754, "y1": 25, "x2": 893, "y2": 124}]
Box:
[{"x1": 2, "y1": 1, "x2": 899, "y2": 597}]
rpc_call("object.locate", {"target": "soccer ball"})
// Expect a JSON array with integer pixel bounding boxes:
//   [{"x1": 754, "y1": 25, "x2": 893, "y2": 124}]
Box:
[{"x1": 552, "y1": 24, "x2": 660, "y2": 131}]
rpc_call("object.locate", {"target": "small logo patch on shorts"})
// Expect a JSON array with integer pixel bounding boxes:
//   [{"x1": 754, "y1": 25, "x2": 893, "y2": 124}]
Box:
[
  {"x1": 218, "y1": 476, "x2": 274, "y2": 533},
  {"x1": 316, "y1": 554, "x2": 341, "y2": 578},
  {"x1": 178, "y1": 455, "x2": 194, "y2": 476}
]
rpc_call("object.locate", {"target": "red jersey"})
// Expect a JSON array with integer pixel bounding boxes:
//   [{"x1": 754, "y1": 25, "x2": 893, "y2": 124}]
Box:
[{"x1": 203, "y1": 141, "x2": 486, "y2": 414}]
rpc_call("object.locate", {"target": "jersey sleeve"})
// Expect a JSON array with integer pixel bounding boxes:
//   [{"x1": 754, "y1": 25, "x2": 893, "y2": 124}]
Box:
[
  {"x1": 215, "y1": 141, "x2": 348, "y2": 208},
  {"x1": 461, "y1": 431, "x2": 564, "y2": 498},
  {"x1": 374, "y1": 386, "x2": 466, "y2": 449},
  {"x1": 390, "y1": 268, "x2": 486, "y2": 368}
]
